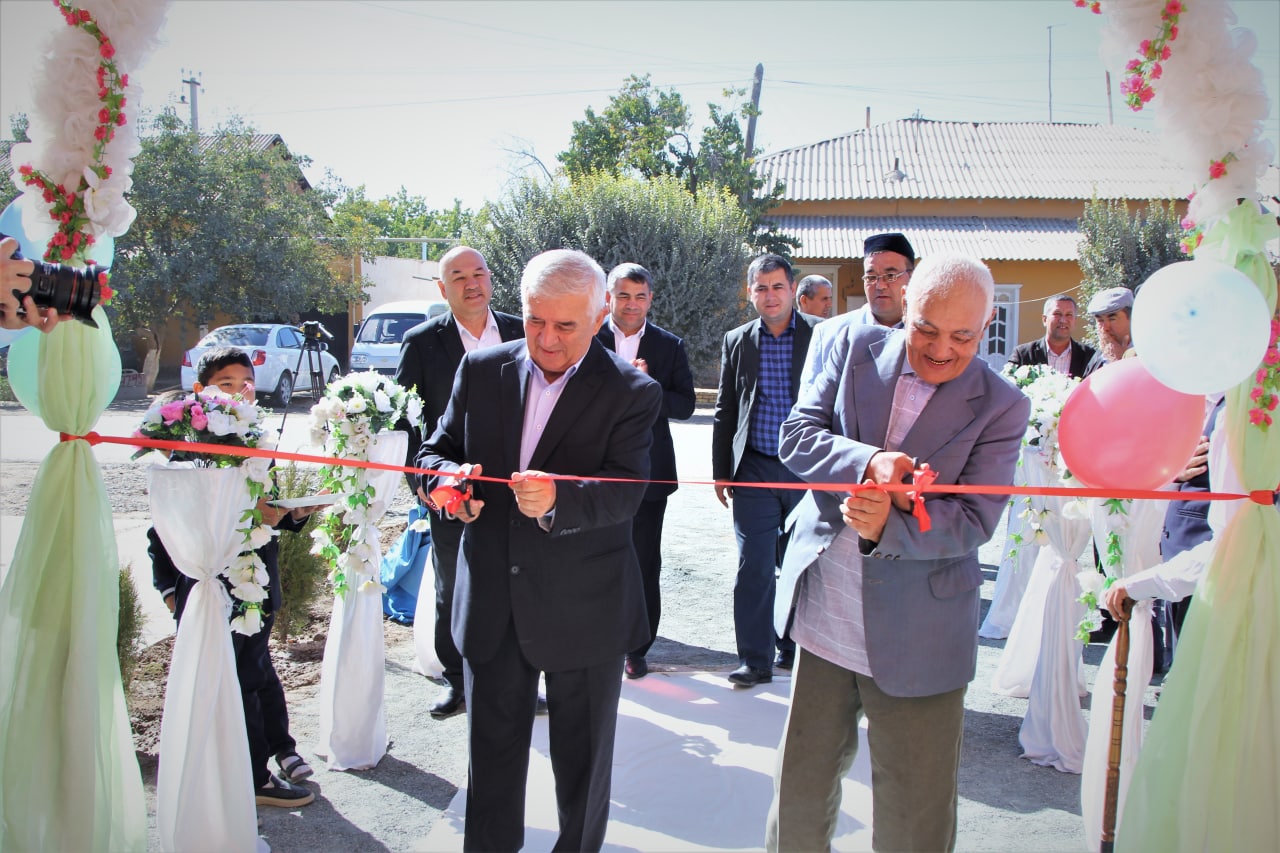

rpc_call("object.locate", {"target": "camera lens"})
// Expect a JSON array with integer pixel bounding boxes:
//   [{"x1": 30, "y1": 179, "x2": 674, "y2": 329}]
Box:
[{"x1": 26, "y1": 262, "x2": 104, "y2": 328}]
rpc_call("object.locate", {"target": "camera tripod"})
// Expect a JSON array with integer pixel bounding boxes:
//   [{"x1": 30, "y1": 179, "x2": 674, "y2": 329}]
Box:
[{"x1": 276, "y1": 339, "x2": 329, "y2": 432}]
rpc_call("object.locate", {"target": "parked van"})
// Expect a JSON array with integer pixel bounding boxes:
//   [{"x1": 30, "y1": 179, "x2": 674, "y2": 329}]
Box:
[{"x1": 349, "y1": 300, "x2": 448, "y2": 376}]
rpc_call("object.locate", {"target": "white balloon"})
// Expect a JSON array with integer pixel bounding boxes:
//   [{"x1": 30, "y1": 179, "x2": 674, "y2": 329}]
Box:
[{"x1": 1132, "y1": 260, "x2": 1271, "y2": 395}]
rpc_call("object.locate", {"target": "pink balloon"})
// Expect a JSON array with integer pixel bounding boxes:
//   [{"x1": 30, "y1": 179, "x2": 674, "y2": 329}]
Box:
[{"x1": 1059, "y1": 357, "x2": 1205, "y2": 491}]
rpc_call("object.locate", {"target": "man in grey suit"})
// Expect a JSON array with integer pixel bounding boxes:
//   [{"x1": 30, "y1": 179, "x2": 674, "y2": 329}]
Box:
[
  {"x1": 396, "y1": 245, "x2": 524, "y2": 719},
  {"x1": 712, "y1": 254, "x2": 821, "y2": 687},
  {"x1": 766, "y1": 253, "x2": 1030, "y2": 852}
]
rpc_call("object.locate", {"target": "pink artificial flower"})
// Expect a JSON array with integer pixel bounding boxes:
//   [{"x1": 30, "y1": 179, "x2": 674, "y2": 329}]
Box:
[
  {"x1": 51, "y1": 232, "x2": 67, "y2": 246},
  {"x1": 115, "y1": 112, "x2": 126, "y2": 126},
  {"x1": 121, "y1": 73, "x2": 129, "y2": 87},
  {"x1": 1139, "y1": 39, "x2": 1152, "y2": 56},
  {"x1": 1209, "y1": 160, "x2": 1227, "y2": 178},
  {"x1": 1139, "y1": 86, "x2": 1155, "y2": 103},
  {"x1": 1074, "y1": 0, "x2": 1086, "y2": 7},
  {"x1": 1268, "y1": 396, "x2": 1278, "y2": 412},
  {"x1": 1161, "y1": 44, "x2": 1172, "y2": 60},
  {"x1": 1264, "y1": 348, "x2": 1280, "y2": 366},
  {"x1": 100, "y1": 42, "x2": 115, "y2": 60},
  {"x1": 60, "y1": 246, "x2": 73, "y2": 260},
  {"x1": 190, "y1": 405, "x2": 208, "y2": 431},
  {"x1": 1151, "y1": 62, "x2": 1163, "y2": 80},
  {"x1": 1249, "y1": 409, "x2": 1269, "y2": 426},
  {"x1": 103, "y1": 165, "x2": 113, "y2": 177},
  {"x1": 1090, "y1": 1, "x2": 1101, "y2": 12},
  {"x1": 1180, "y1": 216, "x2": 1195, "y2": 230},
  {"x1": 1165, "y1": 0, "x2": 1184, "y2": 16},
  {"x1": 94, "y1": 126, "x2": 107, "y2": 141},
  {"x1": 98, "y1": 108, "x2": 111, "y2": 124},
  {"x1": 1169, "y1": 25, "x2": 1179, "y2": 40},
  {"x1": 17, "y1": 164, "x2": 31, "y2": 176},
  {"x1": 160, "y1": 401, "x2": 187, "y2": 424},
  {"x1": 1259, "y1": 368, "x2": 1271, "y2": 384},
  {"x1": 1252, "y1": 386, "x2": 1266, "y2": 402},
  {"x1": 1126, "y1": 59, "x2": 1142, "y2": 72},
  {"x1": 41, "y1": 189, "x2": 54, "y2": 203},
  {"x1": 79, "y1": 9, "x2": 91, "y2": 22}
]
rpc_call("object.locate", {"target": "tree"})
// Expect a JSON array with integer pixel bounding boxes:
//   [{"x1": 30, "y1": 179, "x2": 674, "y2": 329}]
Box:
[
  {"x1": 463, "y1": 172, "x2": 752, "y2": 381},
  {"x1": 1076, "y1": 196, "x2": 1184, "y2": 345},
  {"x1": 107, "y1": 111, "x2": 362, "y2": 380},
  {"x1": 332, "y1": 186, "x2": 471, "y2": 261},
  {"x1": 558, "y1": 75, "x2": 795, "y2": 256},
  {"x1": 0, "y1": 113, "x2": 30, "y2": 212}
]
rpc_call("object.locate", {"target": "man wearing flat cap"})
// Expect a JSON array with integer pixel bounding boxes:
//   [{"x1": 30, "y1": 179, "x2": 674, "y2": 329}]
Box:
[
  {"x1": 801, "y1": 232, "x2": 915, "y2": 389},
  {"x1": 1087, "y1": 286, "x2": 1135, "y2": 363}
]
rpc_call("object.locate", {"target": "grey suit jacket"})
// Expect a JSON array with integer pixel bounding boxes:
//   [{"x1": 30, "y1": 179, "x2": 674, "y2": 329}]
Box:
[
  {"x1": 712, "y1": 310, "x2": 820, "y2": 481},
  {"x1": 776, "y1": 325, "x2": 1030, "y2": 697}
]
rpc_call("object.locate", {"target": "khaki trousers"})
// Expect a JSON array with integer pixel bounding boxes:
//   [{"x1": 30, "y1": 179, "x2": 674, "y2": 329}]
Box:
[{"x1": 766, "y1": 648, "x2": 966, "y2": 852}]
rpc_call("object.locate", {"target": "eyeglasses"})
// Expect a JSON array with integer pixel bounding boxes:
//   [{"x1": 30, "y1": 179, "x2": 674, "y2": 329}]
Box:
[{"x1": 862, "y1": 270, "x2": 910, "y2": 286}]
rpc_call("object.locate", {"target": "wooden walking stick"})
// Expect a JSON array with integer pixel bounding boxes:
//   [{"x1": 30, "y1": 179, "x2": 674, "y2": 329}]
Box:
[{"x1": 1100, "y1": 596, "x2": 1133, "y2": 853}]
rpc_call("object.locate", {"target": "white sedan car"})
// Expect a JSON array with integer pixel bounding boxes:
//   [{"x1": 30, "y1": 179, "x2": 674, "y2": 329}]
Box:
[{"x1": 180, "y1": 323, "x2": 340, "y2": 407}]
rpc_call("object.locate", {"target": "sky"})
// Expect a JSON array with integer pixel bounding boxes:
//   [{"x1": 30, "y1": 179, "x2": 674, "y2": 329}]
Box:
[{"x1": 2, "y1": 0, "x2": 1277, "y2": 212}]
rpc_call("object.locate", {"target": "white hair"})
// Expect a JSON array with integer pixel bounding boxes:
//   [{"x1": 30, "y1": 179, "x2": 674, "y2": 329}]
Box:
[
  {"x1": 905, "y1": 252, "x2": 995, "y2": 320},
  {"x1": 521, "y1": 249, "x2": 606, "y2": 312}
]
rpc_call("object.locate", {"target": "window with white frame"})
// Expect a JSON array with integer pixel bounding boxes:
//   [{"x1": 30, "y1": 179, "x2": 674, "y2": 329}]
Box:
[{"x1": 982, "y1": 284, "x2": 1021, "y2": 369}]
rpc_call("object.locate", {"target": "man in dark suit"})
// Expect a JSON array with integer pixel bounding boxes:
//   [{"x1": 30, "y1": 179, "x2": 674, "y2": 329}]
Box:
[
  {"x1": 596, "y1": 263, "x2": 697, "y2": 679},
  {"x1": 1006, "y1": 293, "x2": 1102, "y2": 378},
  {"x1": 395, "y1": 245, "x2": 524, "y2": 719},
  {"x1": 419, "y1": 249, "x2": 661, "y2": 852},
  {"x1": 712, "y1": 254, "x2": 821, "y2": 687},
  {"x1": 768, "y1": 253, "x2": 1029, "y2": 852}
]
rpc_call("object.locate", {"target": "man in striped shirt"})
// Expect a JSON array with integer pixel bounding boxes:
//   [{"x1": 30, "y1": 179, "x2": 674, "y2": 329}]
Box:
[{"x1": 767, "y1": 253, "x2": 1029, "y2": 852}]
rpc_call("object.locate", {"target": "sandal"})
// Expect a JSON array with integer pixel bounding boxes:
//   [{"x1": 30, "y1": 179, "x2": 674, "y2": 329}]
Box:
[{"x1": 276, "y1": 750, "x2": 314, "y2": 783}]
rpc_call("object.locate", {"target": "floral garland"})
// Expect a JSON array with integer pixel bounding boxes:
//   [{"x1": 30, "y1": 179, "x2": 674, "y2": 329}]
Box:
[
  {"x1": 1075, "y1": 498, "x2": 1129, "y2": 641},
  {"x1": 1002, "y1": 364, "x2": 1085, "y2": 557},
  {"x1": 309, "y1": 372, "x2": 422, "y2": 597},
  {"x1": 1248, "y1": 317, "x2": 1280, "y2": 429},
  {"x1": 135, "y1": 390, "x2": 279, "y2": 635},
  {"x1": 1077, "y1": 0, "x2": 1184, "y2": 111},
  {"x1": 14, "y1": 0, "x2": 131, "y2": 269}
]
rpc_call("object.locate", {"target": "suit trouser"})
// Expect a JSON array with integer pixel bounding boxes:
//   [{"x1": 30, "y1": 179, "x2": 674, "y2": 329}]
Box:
[
  {"x1": 463, "y1": 618, "x2": 624, "y2": 852},
  {"x1": 731, "y1": 450, "x2": 801, "y2": 670},
  {"x1": 630, "y1": 497, "x2": 667, "y2": 659},
  {"x1": 766, "y1": 648, "x2": 966, "y2": 853},
  {"x1": 231, "y1": 610, "x2": 295, "y2": 789},
  {"x1": 428, "y1": 513, "x2": 465, "y2": 689}
]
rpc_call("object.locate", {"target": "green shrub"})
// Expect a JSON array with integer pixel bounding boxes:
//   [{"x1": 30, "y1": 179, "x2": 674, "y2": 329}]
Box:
[
  {"x1": 273, "y1": 464, "x2": 331, "y2": 644},
  {"x1": 117, "y1": 564, "x2": 145, "y2": 692}
]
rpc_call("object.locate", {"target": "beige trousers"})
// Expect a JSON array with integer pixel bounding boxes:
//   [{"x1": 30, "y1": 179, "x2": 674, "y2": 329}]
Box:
[{"x1": 766, "y1": 648, "x2": 967, "y2": 852}]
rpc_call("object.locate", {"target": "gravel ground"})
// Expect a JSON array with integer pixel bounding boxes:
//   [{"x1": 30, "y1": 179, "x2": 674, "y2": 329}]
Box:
[{"x1": 0, "y1": 401, "x2": 1163, "y2": 852}]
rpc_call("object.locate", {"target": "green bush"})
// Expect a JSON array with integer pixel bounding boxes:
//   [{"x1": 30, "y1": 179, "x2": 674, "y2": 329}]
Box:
[
  {"x1": 116, "y1": 564, "x2": 145, "y2": 692},
  {"x1": 273, "y1": 464, "x2": 331, "y2": 644}
]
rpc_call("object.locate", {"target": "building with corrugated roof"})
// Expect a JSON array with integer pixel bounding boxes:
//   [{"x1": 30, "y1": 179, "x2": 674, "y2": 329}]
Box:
[{"x1": 756, "y1": 118, "x2": 1193, "y2": 365}]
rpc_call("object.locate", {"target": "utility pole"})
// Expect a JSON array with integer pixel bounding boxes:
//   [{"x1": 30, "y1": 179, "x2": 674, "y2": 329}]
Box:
[
  {"x1": 745, "y1": 63, "x2": 764, "y2": 154},
  {"x1": 1105, "y1": 71, "x2": 1114, "y2": 124},
  {"x1": 180, "y1": 71, "x2": 202, "y2": 134},
  {"x1": 1047, "y1": 26, "x2": 1055, "y2": 123}
]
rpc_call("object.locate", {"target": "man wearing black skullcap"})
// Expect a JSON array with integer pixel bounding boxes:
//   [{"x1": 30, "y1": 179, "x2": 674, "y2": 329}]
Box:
[{"x1": 800, "y1": 232, "x2": 915, "y2": 389}]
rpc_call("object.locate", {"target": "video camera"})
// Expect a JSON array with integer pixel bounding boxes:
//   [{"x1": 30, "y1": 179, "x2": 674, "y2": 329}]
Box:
[
  {"x1": 299, "y1": 319, "x2": 334, "y2": 347},
  {"x1": 2, "y1": 233, "x2": 105, "y2": 328}
]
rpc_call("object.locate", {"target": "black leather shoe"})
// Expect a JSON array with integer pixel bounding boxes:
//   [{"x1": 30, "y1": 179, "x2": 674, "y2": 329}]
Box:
[
  {"x1": 773, "y1": 650, "x2": 795, "y2": 671},
  {"x1": 624, "y1": 655, "x2": 649, "y2": 679},
  {"x1": 727, "y1": 664, "x2": 772, "y2": 688},
  {"x1": 429, "y1": 685, "x2": 465, "y2": 719}
]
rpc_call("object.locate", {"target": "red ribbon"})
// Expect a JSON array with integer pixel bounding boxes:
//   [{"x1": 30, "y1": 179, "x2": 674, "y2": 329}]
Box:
[{"x1": 61, "y1": 431, "x2": 1280, "y2": 515}]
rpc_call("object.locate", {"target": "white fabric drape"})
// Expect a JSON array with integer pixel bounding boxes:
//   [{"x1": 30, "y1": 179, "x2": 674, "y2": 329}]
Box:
[
  {"x1": 151, "y1": 463, "x2": 258, "y2": 852},
  {"x1": 412, "y1": 553, "x2": 445, "y2": 679},
  {"x1": 980, "y1": 446, "x2": 1042, "y2": 639},
  {"x1": 1080, "y1": 498, "x2": 1163, "y2": 851},
  {"x1": 315, "y1": 431, "x2": 407, "y2": 770},
  {"x1": 1009, "y1": 452, "x2": 1093, "y2": 773}
]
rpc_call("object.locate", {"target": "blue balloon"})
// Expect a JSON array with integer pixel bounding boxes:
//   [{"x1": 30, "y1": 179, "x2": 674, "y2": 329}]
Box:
[{"x1": 0, "y1": 195, "x2": 115, "y2": 268}]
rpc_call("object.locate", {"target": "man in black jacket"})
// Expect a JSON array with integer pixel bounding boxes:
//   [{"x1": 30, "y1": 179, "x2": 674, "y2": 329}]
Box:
[
  {"x1": 1006, "y1": 293, "x2": 1102, "y2": 378},
  {"x1": 395, "y1": 246, "x2": 523, "y2": 719},
  {"x1": 596, "y1": 263, "x2": 696, "y2": 679}
]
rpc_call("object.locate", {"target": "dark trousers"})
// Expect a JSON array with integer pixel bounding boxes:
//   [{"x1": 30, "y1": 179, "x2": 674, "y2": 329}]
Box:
[
  {"x1": 429, "y1": 513, "x2": 465, "y2": 690},
  {"x1": 731, "y1": 450, "x2": 801, "y2": 671},
  {"x1": 629, "y1": 497, "x2": 667, "y2": 659},
  {"x1": 463, "y1": 620, "x2": 624, "y2": 852},
  {"x1": 230, "y1": 610, "x2": 295, "y2": 788}
]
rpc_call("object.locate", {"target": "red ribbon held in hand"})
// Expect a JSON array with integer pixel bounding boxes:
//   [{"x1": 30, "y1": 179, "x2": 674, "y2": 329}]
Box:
[{"x1": 908, "y1": 466, "x2": 939, "y2": 532}]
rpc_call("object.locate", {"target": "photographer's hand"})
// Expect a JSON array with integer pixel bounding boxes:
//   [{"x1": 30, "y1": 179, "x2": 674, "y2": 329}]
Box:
[{"x1": 0, "y1": 237, "x2": 63, "y2": 333}]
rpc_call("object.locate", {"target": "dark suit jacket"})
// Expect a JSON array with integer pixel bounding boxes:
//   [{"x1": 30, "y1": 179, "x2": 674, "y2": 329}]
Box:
[
  {"x1": 777, "y1": 325, "x2": 1029, "y2": 697},
  {"x1": 1162, "y1": 397, "x2": 1225, "y2": 559},
  {"x1": 1007, "y1": 337, "x2": 1103, "y2": 379},
  {"x1": 596, "y1": 322, "x2": 696, "y2": 501},
  {"x1": 418, "y1": 339, "x2": 662, "y2": 672},
  {"x1": 395, "y1": 310, "x2": 524, "y2": 492},
  {"x1": 712, "y1": 310, "x2": 820, "y2": 481}
]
